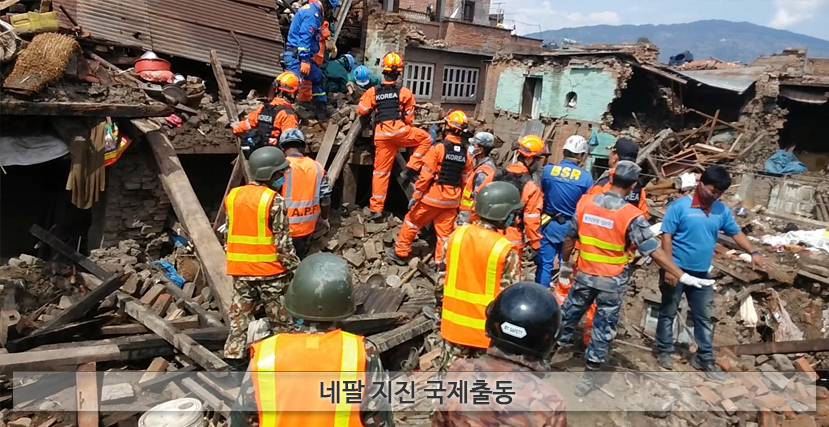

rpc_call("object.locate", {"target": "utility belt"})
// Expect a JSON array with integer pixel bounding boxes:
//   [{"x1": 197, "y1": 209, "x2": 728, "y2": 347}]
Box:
[{"x1": 541, "y1": 211, "x2": 571, "y2": 226}]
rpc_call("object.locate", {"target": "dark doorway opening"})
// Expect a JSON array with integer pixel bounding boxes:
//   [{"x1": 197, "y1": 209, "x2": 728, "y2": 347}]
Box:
[{"x1": 178, "y1": 154, "x2": 236, "y2": 222}]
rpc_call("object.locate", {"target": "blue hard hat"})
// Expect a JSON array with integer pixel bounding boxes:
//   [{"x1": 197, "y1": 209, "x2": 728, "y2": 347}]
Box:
[
  {"x1": 342, "y1": 54, "x2": 355, "y2": 70},
  {"x1": 327, "y1": 0, "x2": 341, "y2": 8},
  {"x1": 353, "y1": 65, "x2": 370, "y2": 86}
]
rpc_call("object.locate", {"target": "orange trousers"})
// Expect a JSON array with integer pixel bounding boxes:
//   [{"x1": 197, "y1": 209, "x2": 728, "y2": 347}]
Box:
[
  {"x1": 298, "y1": 81, "x2": 313, "y2": 103},
  {"x1": 370, "y1": 127, "x2": 432, "y2": 213},
  {"x1": 554, "y1": 268, "x2": 596, "y2": 346},
  {"x1": 394, "y1": 201, "x2": 457, "y2": 263}
]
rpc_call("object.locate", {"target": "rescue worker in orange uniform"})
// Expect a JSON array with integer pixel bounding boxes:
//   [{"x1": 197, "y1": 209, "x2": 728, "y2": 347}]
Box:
[
  {"x1": 232, "y1": 72, "x2": 300, "y2": 158},
  {"x1": 555, "y1": 161, "x2": 715, "y2": 397},
  {"x1": 571, "y1": 138, "x2": 648, "y2": 345},
  {"x1": 436, "y1": 181, "x2": 524, "y2": 371},
  {"x1": 221, "y1": 146, "x2": 300, "y2": 370},
  {"x1": 386, "y1": 110, "x2": 473, "y2": 265},
  {"x1": 277, "y1": 128, "x2": 333, "y2": 259},
  {"x1": 229, "y1": 253, "x2": 394, "y2": 427},
  {"x1": 493, "y1": 135, "x2": 546, "y2": 255},
  {"x1": 456, "y1": 131, "x2": 497, "y2": 226},
  {"x1": 357, "y1": 52, "x2": 432, "y2": 221}
]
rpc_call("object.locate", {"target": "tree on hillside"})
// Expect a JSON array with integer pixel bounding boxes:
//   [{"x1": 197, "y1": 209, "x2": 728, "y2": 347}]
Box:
[{"x1": 637, "y1": 36, "x2": 651, "y2": 44}]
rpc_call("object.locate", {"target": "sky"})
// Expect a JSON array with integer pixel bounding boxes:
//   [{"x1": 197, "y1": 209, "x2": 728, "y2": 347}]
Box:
[{"x1": 494, "y1": 0, "x2": 829, "y2": 40}]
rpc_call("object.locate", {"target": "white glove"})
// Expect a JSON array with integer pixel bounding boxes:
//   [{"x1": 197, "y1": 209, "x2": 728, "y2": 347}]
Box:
[
  {"x1": 230, "y1": 120, "x2": 240, "y2": 129},
  {"x1": 679, "y1": 273, "x2": 715, "y2": 288},
  {"x1": 559, "y1": 262, "x2": 573, "y2": 280},
  {"x1": 319, "y1": 218, "x2": 330, "y2": 230}
]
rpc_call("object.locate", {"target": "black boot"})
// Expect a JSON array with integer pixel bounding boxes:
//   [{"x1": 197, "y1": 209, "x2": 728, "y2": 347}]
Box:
[
  {"x1": 314, "y1": 102, "x2": 333, "y2": 121},
  {"x1": 574, "y1": 361, "x2": 601, "y2": 397},
  {"x1": 399, "y1": 167, "x2": 418, "y2": 184},
  {"x1": 224, "y1": 358, "x2": 249, "y2": 372}
]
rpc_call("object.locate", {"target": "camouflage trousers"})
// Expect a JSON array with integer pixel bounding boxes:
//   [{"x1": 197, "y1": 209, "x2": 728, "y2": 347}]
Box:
[
  {"x1": 437, "y1": 341, "x2": 487, "y2": 372},
  {"x1": 557, "y1": 277, "x2": 628, "y2": 365},
  {"x1": 223, "y1": 275, "x2": 293, "y2": 359}
]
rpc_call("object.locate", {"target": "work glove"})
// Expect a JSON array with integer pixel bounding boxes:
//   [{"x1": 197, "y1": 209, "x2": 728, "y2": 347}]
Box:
[
  {"x1": 559, "y1": 262, "x2": 573, "y2": 280},
  {"x1": 318, "y1": 217, "x2": 331, "y2": 231},
  {"x1": 326, "y1": 39, "x2": 338, "y2": 57},
  {"x1": 678, "y1": 273, "x2": 715, "y2": 288},
  {"x1": 300, "y1": 61, "x2": 311, "y2": 76},
  {"x1": 408, "y1": 198, "x2": 418, "y2": 210},
  {"x1": 229, "y1": 120, "x2": 240, "y2": 130}
]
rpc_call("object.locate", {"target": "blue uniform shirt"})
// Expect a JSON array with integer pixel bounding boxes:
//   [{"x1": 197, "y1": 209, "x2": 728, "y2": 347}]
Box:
[
  {"x1": 287, "y1": 2, "x2": 323, "y2": 61},
  {"x1": 661, "y1": 195, "x2": 741, "y2": 273},
  {"x1": 540, "y1": 159, "x2": 593, "y2": 217}
]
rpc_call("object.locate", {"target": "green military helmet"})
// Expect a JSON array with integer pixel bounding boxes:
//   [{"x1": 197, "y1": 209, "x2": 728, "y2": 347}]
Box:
[
  {"x1": 248, "y1": 146, "x2": 291, "y2": 183},
  {"x1": 475, "y1": 181, "x2": 525, "y2": 223},
  {"x1": 284, "y1": 253, "x2": 355, "y2": 322}
]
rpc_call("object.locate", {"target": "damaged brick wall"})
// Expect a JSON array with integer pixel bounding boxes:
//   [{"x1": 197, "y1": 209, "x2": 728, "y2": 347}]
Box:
[
  {"x1": 739, "y1": 72, "x2": 788, "y2": 163},
  {"x1": 100, "y1": 143, "x2": 171, "y2": 249}
]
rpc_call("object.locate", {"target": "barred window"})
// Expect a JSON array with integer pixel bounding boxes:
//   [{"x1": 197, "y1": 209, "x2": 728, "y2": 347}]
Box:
[
  {"x1": 403, "y1": 62, "x2": 434, "y2": 100},
  {"x1": 442, "y1": 66, "x2": 479, "y2": 100}
]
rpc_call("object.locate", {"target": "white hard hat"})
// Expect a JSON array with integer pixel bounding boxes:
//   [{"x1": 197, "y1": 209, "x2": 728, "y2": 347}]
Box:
[{"x1": 563, "y1": 135, "x2": 587, "y2": 154}]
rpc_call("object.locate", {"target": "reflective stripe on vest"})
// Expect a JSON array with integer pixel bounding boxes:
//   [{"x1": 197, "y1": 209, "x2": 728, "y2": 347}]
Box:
[
  {"x1": 282, "y1": 156, "x2": 324, "y2": 238},
  {"x1": 441, "y1": 224, "x2": 512, "y2": 349},
  {"x1": 575, "y1": 196, "x2": 641, "y2": 277},
  {"x1": 225, "y1": 185, "x2": 287, "y2": 276},
  {"x1": 250, "y1": 330, "x2": 366, "y2": 427},
  {"x1": 459, "y1": 163, "x2": 495, "y2": 211}
]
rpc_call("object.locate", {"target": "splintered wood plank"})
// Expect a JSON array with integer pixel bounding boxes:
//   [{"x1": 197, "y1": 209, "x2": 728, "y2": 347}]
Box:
[
  {"x1": 315, "y1": 123, "x2": 340, "y2": 168},
  {"x1": 0, "y1": 345, "x2": 120, "y2": 374},
  {"x1": 76, "y1": 362, "x2": 99, "y2": 427}
]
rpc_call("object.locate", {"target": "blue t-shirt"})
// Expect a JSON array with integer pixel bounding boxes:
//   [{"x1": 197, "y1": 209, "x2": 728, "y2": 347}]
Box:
[
  {"x1": 661, "y1": 195, "x2": 741, "y2": 272},
  {"x1": 540, "y1": 159, "x2": 593, "y2": 217}
]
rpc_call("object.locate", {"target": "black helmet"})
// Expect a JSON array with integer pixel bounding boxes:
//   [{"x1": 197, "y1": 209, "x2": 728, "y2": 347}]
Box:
[{"x1": 485, "y1": 281, "x2": 561, "y2": 357}]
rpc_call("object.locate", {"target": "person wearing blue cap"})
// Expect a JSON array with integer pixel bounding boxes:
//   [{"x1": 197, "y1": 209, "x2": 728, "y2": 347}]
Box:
[
  {"x1": 322, "y1": 53, "x2": 355, "y2": 94},
  {"x1": 349, "y1": 64, "x2": 381, "y2": 90}
]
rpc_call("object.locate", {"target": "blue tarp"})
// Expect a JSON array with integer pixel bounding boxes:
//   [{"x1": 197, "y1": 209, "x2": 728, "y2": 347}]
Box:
[{"x1": 764, "y1": 150, "x2": 807, "y2": 175}]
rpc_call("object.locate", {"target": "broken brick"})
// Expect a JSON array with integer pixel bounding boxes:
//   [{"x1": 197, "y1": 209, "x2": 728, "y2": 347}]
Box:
[
  {"x1": 754, "y1": 394, "x2": 785, "y2": 410},
  {"x1": 782, "y1": 415, "x2": 816, "y2": 427},
  {"x1": 719, "y1": 347, "x2": 739, "y2": 360},
  {"x1": 720, "y1": 398, "x2": 738, "y2": 415},
  {"x1": 721, "y1": 385, "x2": 751, "y2": 400},
  {"x1": 759, "y1": 411, "x2": 777, "y2": 427},
  {"x1": 779, "y1": 405, "x2": 795, "y2": 420},
  {"x1": 363, "y1": 241, "x2": 379, "y2": 262},
  {"x1": 792, "y1": 358, "x2": 819, "y2": 382},
  {"x1": 756, "y1": 355, "x2": 770, "y2": 366},
  {"x1": 695, "y1": 385, "x2": 722, "y2": 406},
  {"x1": 716, "y1": 356, "x2": 733, "y2": 372}
]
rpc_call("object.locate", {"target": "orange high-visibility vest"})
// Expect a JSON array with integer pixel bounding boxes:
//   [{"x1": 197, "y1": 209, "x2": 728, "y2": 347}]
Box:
[
  {"x1": 250, "y1": 330, "x2": 367, "y2": 427},
  {"x1": 282, "y1": 156, "x2": 324, "y2": 238},
  {"x1": 459, "y1": 163, "x2": 495, "y2": 213},
  {"x1": 441, "y1": 224, "x2": 513, "y2": 349},
  {"x1": 225, "y1": 185, "x2": 287, "y2": 277},
  {"x1": 574, "y1": 195, "x2": 641, "y2": 277}
]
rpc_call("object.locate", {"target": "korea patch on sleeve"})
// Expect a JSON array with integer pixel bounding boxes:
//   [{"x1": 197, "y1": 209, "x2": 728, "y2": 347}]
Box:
[{"x1": 501, "y1": 322, "x2": 527, "y2": 338}]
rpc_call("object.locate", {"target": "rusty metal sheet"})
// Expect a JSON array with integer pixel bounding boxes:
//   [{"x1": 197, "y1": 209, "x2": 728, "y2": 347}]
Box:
[
  {"x1": 53, "y1": 0, "x2": 284, "y2": 77},
  {"x1": 353, "y1": 284, "x2": 406, "y2": 315},
  {"x1": 676, "y1": 67, "x2": 767, "y2": 94}
]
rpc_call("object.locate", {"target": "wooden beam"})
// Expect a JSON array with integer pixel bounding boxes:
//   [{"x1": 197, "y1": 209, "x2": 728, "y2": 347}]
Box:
[
  {"x1": 0, "y1": 100, "x2": 172, "y2": 117},
  {"x1": 180, "y1": 377, "x2": 232, "y2": 416},
  {"x1": 0, "y1": 0, "x2": 20, "y2": 11},
  {"x1": 332, "y1": 0, "x2": 354, "y2": 45},
  {"x1": 154, "y1": 273, "x2": 223, "y2": 328},
  {"x1": 705, "y1": 109, "x2": 720, "y2": 144},
  {"x1": 368, "y1": 317, "x2": 433, "y2": 353},
  {"x1": 315, "y1": 123, "x2": 340, "y2": 168},
  {"x1": 327, "y1": 119, "x2": 363, "y2": 185},
  {"x1": 34, "y1": 272, "x2": 127, "y2": 334},
  {"x1": 761, "y1": 209, "x2": 829, "y2": 230},
  {"x1": 116, "y1": 294, "x2": 229, "y2": 371},
  {"x1": 340, "y1": 312, "x2": 408, "y2": 336},
  {"x1": 721, "y1": 338, "x2": 829, "y2": 356},
  {"x1": 0, "y1": 345, "x2": 121, "y2": 374},
  {"x1": 6, "y1": 317, "x2": 108, "y2": 353},
  {"x1": 133, "y1": 120, "x2": 233, "y2": 322},
  {"x1": 685, "y1": 108, "x2": 745, "y2": 132},
  {"x1": 76, "y1": 362, "x2": 99, "y2": 427},
  {"x1": 100, "y1": 315, "x2": 200, "y2": 336}
]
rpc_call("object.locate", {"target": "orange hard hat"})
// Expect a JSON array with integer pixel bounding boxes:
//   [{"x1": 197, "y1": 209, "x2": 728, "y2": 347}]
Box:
[
  {"x1": 381, "y1": 52, "x2": 403, "y2": 73},
  {"x1": 445, "y1": 110, "x2": 468, "y2": 131},
  {"x1": 274, "y1": 71, "x2": 300, "y2": 94},
  {"x1": 516, "y1": 135, "x2": 549, "y2": 157}
]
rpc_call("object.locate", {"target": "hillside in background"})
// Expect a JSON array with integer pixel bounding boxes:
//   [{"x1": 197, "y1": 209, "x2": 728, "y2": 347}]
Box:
[{"x1": 527, "y1": 20, "x2": 829, "y2": 64}]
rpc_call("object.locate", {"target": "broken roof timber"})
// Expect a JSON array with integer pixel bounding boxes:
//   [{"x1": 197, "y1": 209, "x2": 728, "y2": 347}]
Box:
[
  {"x1": 627, "y1": 61, "x2": 688, "y2": 84},
  {"x1": 675, "y1": 66, "x2": 768, "y2": 94},
  {"x1": 1, "y1": 100, "x2": 173, "y2": 117}
]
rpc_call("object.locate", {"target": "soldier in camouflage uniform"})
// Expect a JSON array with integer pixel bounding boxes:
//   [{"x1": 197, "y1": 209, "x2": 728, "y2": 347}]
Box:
[
  {"x1": 230, "y1": 253, "x2": 394, "y2": 427},
  {"x1": 222, "y1": 146, "x2": 301, "y2": 368},
  {"x1": 556, "y1": 161, "x2": 715, "y2": 396},
  {"x1": 434, "y1": 282, "x2": 567, "y2": 427},
  {"x1": 436, "y1": 182, "x2": 524, "y2": 371}
]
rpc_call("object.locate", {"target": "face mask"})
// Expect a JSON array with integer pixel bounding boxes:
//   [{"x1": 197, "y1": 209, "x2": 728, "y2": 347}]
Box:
[
  {"x1": 271, "y1": 176, "x2": 285, "y2": 190},
  {"x1": 504, "y1": 213, "x2": 516, "y2": 228},
  {"x1": 468, "y1": 145, "x2": 477, "y2": 157}
]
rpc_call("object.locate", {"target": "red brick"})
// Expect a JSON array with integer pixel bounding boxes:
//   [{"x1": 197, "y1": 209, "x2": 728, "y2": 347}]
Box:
[
  {"x1": 760, "y1": 411, "x2": 777, "y2": 427},
  {"x1": 720, "y1": 398, "x2": 738, "y2": 415},
  {"x1": 719, "y1": 347, "x2": 739, "y2": 360},
  {"x1": 695, "y1": 385, "x2": 722, "y2": 406},
  {"x1": 721, "y1": 385, "x2": 751, "y2": 400},
  {"x1": 780, "y1": 405, "x2": 795, "y2": 420},
  {"x1": 754, "y1": 394, "x2": 785, "y2": 409},
  {"x1": 793, "y1": 358, "x2": 820, "y2": 382},
  {"x1": 782, "y1": 415, "x2": 817, "y2": 427},
  {"x1": 716, "y1": 356, "x2": 733, "y2": 372}
]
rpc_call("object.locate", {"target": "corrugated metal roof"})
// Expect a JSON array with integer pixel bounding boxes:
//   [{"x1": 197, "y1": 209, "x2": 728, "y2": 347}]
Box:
[
  {"x1": 53, "y1": 0, "x2": 284, "y2": 77},
  {"x1": 779, "y1": 87, "x2": 829, "y2": 104},
  {"x1": 676, "y1": 67, "x2": 767, "y2": 94}
]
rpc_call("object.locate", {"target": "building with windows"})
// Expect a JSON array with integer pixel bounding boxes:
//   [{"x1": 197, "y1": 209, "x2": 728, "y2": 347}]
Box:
[{"x1": 363, "y1": 0, "x2": 541, "y2": 114}]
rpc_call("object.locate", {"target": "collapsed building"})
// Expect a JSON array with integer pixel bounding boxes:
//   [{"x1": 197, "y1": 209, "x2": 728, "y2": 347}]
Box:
[{"x1": 2, "y1": 1, "x2": 829, "y2": 427}]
